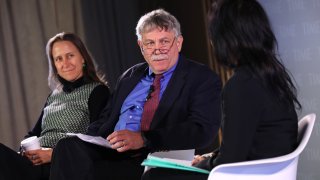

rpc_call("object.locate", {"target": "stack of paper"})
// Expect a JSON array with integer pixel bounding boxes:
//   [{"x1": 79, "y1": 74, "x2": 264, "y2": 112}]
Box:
[{"x1": 141, "y1": 155, "x2": 210, "y2": 174}]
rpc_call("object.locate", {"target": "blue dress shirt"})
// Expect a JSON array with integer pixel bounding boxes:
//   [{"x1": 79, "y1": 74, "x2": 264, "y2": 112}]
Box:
[{"x1": 114, "y1": 58, "x2": 178, "y2": 131}]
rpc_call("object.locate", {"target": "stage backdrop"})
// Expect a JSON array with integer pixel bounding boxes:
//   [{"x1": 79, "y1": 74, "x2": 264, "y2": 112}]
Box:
[{"x1": 259, "y1": 0, "x2": 320, "y2": 179}]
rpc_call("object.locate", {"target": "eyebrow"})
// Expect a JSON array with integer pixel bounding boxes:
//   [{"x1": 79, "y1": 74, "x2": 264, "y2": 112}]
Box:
[
  {"x1": 53, "y1": 51, "x2": 75, "y2": 59},
  {"x1": 143, "y1": 37, "x2": 171, "y2": 42}
]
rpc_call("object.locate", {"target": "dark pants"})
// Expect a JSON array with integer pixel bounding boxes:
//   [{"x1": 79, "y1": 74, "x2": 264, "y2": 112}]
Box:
[
  {"x1": 0, "y1": 143, "x2": 50, "y2": 180},
  {"x1": 49, "y1": 137, "x2": 146, "y2": 180},
  {"x1": 142, "y1": 168, "x2": 208, "y2": 180}
]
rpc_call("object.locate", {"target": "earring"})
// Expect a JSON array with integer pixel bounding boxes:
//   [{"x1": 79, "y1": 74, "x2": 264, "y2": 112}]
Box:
[{"x1": 82, "y1": 63, "x2": 86, "y2": 69}]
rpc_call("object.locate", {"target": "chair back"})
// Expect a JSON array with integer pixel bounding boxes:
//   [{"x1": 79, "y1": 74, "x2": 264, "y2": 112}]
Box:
[{"x1": 208, "y1": 113, "x2": 316, "y2": 180}]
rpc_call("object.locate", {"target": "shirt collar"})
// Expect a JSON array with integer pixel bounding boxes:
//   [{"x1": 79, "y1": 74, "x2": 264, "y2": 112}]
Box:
[{"x1": 58, "y1": 76, "x2": 86, "y2": 93}]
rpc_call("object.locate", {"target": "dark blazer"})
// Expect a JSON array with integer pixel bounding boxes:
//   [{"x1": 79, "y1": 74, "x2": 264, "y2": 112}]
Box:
[
  {"x1": 197, "y1": 66, "x2": 298, "y2": 170},
  {"x1": 88, "y1": 56, "x2": 222, "y2": 152}
]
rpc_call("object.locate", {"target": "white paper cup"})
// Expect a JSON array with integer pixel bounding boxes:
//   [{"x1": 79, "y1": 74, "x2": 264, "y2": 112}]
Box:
[{"x1": 21, "y1": 136, "x2": 40, "y2": 151}]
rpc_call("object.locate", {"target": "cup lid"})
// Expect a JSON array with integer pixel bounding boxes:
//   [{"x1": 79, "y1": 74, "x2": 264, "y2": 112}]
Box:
[{"x1": 21, "y1": 136, "x2": 38, "y2": 146}]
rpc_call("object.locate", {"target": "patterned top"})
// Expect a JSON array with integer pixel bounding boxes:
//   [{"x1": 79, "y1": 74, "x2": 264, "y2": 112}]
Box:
[{"x1": 39, "y1": 82, "x2": 99, "y2": 147}]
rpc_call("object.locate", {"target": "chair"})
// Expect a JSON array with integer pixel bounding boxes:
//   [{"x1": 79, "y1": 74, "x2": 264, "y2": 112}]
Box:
[{"x1": 208, "y1": 113, "x2": 316, "y2": 180}]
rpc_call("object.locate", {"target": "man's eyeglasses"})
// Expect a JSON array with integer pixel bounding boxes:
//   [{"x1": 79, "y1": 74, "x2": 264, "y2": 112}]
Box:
[{"x1": 141, "y1": 38, "x2": 176, "y2": 55}]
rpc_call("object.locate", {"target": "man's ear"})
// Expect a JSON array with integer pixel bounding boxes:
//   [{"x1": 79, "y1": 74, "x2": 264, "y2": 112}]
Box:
[
  {"x1": 137, "y1": 40, "x2": 144, "y2": 54},
  {"x1": 176, "y1": 36, "x2": 184, "y2": 52},
  {"x1": 137, "y1": 40, "x2": 142, "y2": 47}
]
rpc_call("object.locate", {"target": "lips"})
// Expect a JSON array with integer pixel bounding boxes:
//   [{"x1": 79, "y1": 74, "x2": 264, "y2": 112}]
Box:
[
  {"x1": 153, "y1": 59, "x2": 165, "y2": 62},
  {"x1": 62, "y1": 68, "x2": 76, "y2": 73}
]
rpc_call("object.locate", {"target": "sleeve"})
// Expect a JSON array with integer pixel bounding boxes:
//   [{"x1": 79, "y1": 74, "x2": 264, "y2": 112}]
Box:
[
  {"x1": 24, "y1": 94, "x2": 51, "y2": 138},
  {"x1": 87, "y1": 98, "x2": 113, "y2": 136},
  {"x1": 24, "y1": 112, "x2": 43, "y2": 138},
  {"x1": 86, "y1": 84, "x2": 113, "y2": 136},
  {"x1": 88, "y1": 85, "x2": 110, "y2": 123},
  {"x1": 208, "y1": 77, "x2": 264, "y2": 169}
]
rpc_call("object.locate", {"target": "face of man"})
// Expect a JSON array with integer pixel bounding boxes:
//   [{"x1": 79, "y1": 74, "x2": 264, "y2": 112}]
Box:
[
  {"x1": 52, "y1": 40, "x2": 85, "y2": 82},
  {"x1": 138, "y1": 28, "x2": 183, "y2": 74}
]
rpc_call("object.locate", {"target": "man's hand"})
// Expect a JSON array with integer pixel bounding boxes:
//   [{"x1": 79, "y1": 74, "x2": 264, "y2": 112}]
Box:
[
  {"x1": 24, "y1": 148, "x2": 53, "y2": 165},
  {"x1": 107, "y1": 130, "x2": 144, "y2": 152}
]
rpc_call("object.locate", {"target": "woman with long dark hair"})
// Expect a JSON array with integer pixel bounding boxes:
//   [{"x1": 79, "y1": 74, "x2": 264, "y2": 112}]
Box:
[{"x1": 142, "y1": 0, "x2": 301, "y2": 179}]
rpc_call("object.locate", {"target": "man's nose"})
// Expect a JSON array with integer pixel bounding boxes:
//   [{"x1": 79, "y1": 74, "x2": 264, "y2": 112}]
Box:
[{"x1": 153, "y1": 48, "x2": 162, "y2": 55}]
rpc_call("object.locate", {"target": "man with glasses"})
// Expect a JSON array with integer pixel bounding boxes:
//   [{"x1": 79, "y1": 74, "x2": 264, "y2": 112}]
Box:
[{"x1": 49, "y1": 9, "x2": 222, "y2": 180}]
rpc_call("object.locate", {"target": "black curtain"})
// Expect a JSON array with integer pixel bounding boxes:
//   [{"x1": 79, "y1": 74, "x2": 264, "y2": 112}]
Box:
[{"x1": 81, "y1": 0, "x2": 144, "y2": 89}]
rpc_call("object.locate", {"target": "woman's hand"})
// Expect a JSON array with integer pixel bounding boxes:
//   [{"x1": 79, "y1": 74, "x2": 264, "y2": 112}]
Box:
[
  {"x1": 24, "y1": 148, "x2": 53, "y2": 165},
  {"x1": 191, "y1": 155, "x2": 206, "y2": 165},
  {"x1": 191, "y1": 152, "x2": 215, "y2": 166}
]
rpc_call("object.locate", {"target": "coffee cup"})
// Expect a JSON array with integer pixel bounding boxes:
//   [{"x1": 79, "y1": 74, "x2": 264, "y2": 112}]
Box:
[{"x1": 20, "y1": 136, "x2": 41, "y2": 151}]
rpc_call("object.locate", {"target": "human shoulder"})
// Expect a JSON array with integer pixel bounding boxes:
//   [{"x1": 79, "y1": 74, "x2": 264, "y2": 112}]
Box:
[
  {"x1": 119, "y1": 62, "x2": 148, "y2": 79},
  {"x1": 224, "y1": 66, "x2": 266, "y2": 100},
  {"x1": 181, "y1": 57, "x2": 220, "y2": 80},
  {"x1": 88, "y1": 84, "x2": 110, "y2": 108},
  {"x1": 90, "y1": 84, "x2": 110, "y2": 96}
]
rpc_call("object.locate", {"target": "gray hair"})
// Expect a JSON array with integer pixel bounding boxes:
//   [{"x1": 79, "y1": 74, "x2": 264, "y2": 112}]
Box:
[{"x1": 136, "y1": 9, "x2": 181, "y2": 40}]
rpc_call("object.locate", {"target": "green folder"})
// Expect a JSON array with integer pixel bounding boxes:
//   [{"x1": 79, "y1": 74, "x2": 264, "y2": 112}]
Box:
[{"x1": 141, "y1": 155, "x2": 210, "y2": 174}]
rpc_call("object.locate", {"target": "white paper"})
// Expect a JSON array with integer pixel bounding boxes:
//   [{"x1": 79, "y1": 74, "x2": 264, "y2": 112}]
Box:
[
  {"x1": 150, "y1": 149, "x2": 195, "y2": 161},
  {"x1": 66, "y1": 133, "x2": 111, "y2": 148},
  {"x1": 162, "y1": 158, "x2": 192, "y2": 166}
]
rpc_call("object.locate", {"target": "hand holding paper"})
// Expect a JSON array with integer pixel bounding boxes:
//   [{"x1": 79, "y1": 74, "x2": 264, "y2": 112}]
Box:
[{"x1": 67, "y1": 133, "x2": 112, "y2": 148}]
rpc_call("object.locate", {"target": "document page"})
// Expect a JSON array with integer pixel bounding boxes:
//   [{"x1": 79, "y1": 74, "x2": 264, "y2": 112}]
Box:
[
  {"x1": 67, "y1": 133, "x2": 111, "y2": 148},
  {"x1": 142, "y1": 155, "x2": 210, "y2": 174}
]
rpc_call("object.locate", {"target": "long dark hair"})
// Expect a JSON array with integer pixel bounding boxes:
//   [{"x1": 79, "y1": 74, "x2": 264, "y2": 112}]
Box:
[
  {"x1": 46, "y1": 32, "x2": 106, "y2": 90},
  {"x1": 210, "y1": 0, "x2": 301, "y2": 109}
]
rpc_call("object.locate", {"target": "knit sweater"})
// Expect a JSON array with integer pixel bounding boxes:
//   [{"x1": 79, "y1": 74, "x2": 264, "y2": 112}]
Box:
[{"x1": 39, "y1": 82, "x2": 100, "y2": 147}]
